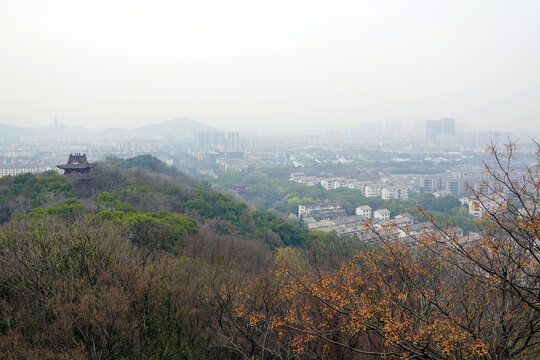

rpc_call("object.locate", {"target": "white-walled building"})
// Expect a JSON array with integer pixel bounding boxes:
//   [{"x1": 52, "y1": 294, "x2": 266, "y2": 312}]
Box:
[
  {"x1": 320, "y1": 178, "x2": 345, "y2": 190},
  {"x1": 0, "y1": 166, "x2": 54, "y2": 177},
  {"x1": 289, "y1": 173, "x2": 412, "y2": 201},
  {"x1": 433, "y1": 189, "x2": 453, "y2": 198},
  {"x1": 365, "y1": 184, "x2": 384, "y2": 198},
  {"x1": 468, "y1": 193, "x2": 507, "y2": 217},
  {"x1": 290, "y1": 172, "x2": 305, "y2": 181},
  {"x1": 381, "y1": 186, "x2": 409, "y2": 200},
  {"x1": 355, "y1": 205, "x2": 372, "y2": 218},
  {"x1": 298, "y1": 202, "x2": 346, "y2": 220},
  {"x1": 374, "y1": 208, "x2": 391, "y2": 221}
]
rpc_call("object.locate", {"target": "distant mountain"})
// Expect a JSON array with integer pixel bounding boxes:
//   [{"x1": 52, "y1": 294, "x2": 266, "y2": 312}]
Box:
[
  {"x1": 40, "y1": 124, "x2": 93, "y2": 136},
  {"x1": 0, "y1": 123, "x2": 93, "y2": 138},
  {"x1": 99, "y1": 128, "x2": 131, "y2": 137},
  {"x1": 119, "y1": 117, "x2": 218, "y2": 137},
  {"x1": 0, "y1": 123, "x2": 37, "y2": 138},
  {"x1": 0, "y1": 117, "x2": 219, "y2": 139}
]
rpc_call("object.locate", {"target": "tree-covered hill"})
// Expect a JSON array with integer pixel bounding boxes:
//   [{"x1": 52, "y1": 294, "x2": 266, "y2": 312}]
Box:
[
  {"x1": 0, "y1": 155, "x2": 318, "y2": 359},
  {"x1": 0, "y1": 155, "x2": 308, "y2": 249}
]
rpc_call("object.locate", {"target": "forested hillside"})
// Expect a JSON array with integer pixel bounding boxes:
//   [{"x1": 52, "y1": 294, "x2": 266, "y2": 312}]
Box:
[
  {"x1": 0, "y1": 146, "x2": 539, "y2": 360},
  {"x1": 0, "y1": 155, "x2": 319, "y2": 359},
  {"x1": 0, "y1": 155, "x2": 306, "y2": 248}
]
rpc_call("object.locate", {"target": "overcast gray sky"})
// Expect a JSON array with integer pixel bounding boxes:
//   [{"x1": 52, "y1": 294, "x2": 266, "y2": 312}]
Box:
[{"x1": 1, "y1": 0, "x2": 539, "y2": 132}]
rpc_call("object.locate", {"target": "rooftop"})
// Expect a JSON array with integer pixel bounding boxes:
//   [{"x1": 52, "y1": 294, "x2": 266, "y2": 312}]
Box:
[
  {"x1": 356, "y1": 205, "x2": 372, "y2": 210},
  {"x1": 57, "y1": 153, "x2": 95, "y2": 173}
]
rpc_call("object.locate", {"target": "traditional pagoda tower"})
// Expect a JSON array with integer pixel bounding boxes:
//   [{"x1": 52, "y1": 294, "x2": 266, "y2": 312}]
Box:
[{"x1": 57, "y1": 153, "x2": 95, "y2": 175}]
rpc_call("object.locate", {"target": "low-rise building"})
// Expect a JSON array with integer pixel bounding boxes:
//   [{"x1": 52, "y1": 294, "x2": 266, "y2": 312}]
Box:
[
  {"x1": 468, "y1": 193, "x2": 507, "y2": 217},
  {"x1": 365, "y1": 183, "x2": 384, "y2": 198},
  {"x1": 290, "y1": 173, "x2": 411, "y2": 200},
  {"x1": 433, "y1": 189, "x2": 453, "y2": 198},
  {"x1": 374, "y1": 208, "x2": 391, "y2": 221},
  {"x1": 298, "y1": 202, "x2": 346, "y2": 220},
  {"x1": 289, "y1": 172, "x2": 305, "y2": 181},
  {"x1": 355, "y1": 205, "x2": 372, "y2": 218},
  {"x1": 382, "y1": 186, "x2": 409, "y2": 200},
  {"x1": 320, "y1": 178, "x2": 345, "y2": 190},
  {"x1": 1, "y1": 166, "x2": 55, "y2": 177},
  {"x1": 296, "y1": 176, "x2": 321, "y2": 186}
]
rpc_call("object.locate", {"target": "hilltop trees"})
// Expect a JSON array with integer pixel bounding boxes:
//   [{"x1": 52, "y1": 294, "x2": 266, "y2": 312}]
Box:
[
  {"x1": 0, "y1": 172, "x2": 74, "y2": 224},
  {"x1": 0, "y1": 217, "x2": 218, "y2": 359}
]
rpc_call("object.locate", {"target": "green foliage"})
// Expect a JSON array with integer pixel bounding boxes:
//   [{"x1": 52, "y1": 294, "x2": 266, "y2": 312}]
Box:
[
  {"x1": 185, "y1": 197, "x2": 214, "y2": 218},
  {"x1": 186, "y1": 191, "x2": 249, "y2": 228},
  {"x1": 27, "y1": 198, "x2": 85, "y2": 219},
  {"x1": 253, "y1": 211, "x2": 308, "y2": 246},
  {"x1": 96, "y1": 191, "x2": 118, "y2": 204},
  {"x1": 0, "y1": 172, "x2": 75, "y2": 223},
  {"x1": 47, "y1": 198, "x2": 85, "y2": 216},
  {"x1": 98, "y1": 210, "x2": 197, "y2": 250},
  {"x1": 0, "y1": 172, "x2": 73, "y2": 201},
  {"x1": 184, "y1": 185, "x2": 308, "y2": 246},
  {"x1": 96, "y1": 191, "x2": 136, "y2": 212},
  {"x1": 26, "y1": 207, "x2": 48, "y2": 218},
  {"x1": 409, "y1": 192, "x2": 461, "y2": 213},
  {"x1": 120, "y1": 184, "x2": 151, "y2": 195},
  {"x1": 106, "y1": 154, "x2": 170, "y2": 173}
]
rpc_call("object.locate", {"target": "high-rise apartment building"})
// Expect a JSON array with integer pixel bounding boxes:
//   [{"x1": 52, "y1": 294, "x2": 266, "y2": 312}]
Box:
[
  {"x1": 426, "y1": 118, "x2": 456, "y2": 147},
  {"x1": 426, "y1": 120, "x2": 441, "y2": 143},
  {"x1": 440, "y1": 117, "x2": 455, "y2": 135},
  {"x1": 195, "y1": 132, "x2": 241, "y2": 150}
]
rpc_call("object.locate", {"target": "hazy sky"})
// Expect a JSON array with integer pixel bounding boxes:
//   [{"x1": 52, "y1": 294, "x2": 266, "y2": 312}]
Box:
[{"x1": 1, "y1": 0, "x2": 539, "y2": 132}]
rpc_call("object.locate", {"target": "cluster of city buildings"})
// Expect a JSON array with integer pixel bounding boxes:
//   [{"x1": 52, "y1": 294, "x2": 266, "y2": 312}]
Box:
[
  {"x1": 419, "y1": 170, "x2": 483, "y2": 197},
  {"x1": 329, "y1": 118, "x2": 515, "y2": 151},
  {"x1": 193, "y1": 131, "x2": 258, "y2": 152},
  {"x1": 297, "y1": 202, "x2": 347, "y2": 220},
  {"x1": 298, "y1": 201, "x2": 465, "y2": 244},
  {"x1": 425, "y1": 118, "x2": 512, "y2": 150},
  {"x1": 290, "y1": 172, "x2": 410, "y2": 200},
  {"x1": 463, "y1": 192, "x2": 535, "y2": 218},
  {"x1": 115, "y1": 138, "x2": 158, "y2": 153},
  {"x1": 192, "y1": 132, "x2": 296, "y2": 173},
  {"x1": 195, "y1": 131, "x2": 241, "y2": 150},
  {"x1": 0, "y1": 166, "x2": 55, "y2": 177},
  {"x1": 290, "y1": 168, "x2": 486, "y2": 201},
  {"x1": 196, "y1": 152, "x2": 290, "y2": 173},
  {"x1": 298, "y1": 202, "x2": 391, "y2": 222},
  {"x1": 426, "y1": 117, "x2": 457, "y2": 148},
  {"x1": 0, "y1": 153, "x2": 57, "y2": 177}
]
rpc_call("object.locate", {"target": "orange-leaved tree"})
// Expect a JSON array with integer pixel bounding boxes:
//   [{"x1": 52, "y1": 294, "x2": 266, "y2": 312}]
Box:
[{"x1": 240, "y1": 141, "x2": 539, "y2": 359}]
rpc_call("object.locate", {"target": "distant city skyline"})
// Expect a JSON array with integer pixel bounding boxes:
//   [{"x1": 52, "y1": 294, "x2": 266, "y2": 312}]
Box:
[
  {"x1": 0, "y1": 116, "x2": 530, "y2": 135},
  {"x1": 1, "y1": 1, "x2": 539, "y2": 133}
]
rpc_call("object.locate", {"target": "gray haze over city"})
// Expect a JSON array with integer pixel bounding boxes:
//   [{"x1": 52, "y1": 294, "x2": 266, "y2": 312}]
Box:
[{"x1": 1, "y1": 0, "x2": 540, "y2": 132}]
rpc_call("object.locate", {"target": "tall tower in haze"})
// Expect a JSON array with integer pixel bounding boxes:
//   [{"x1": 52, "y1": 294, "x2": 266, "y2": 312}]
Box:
[
  {"x1": 426, "y1": 120, "x2": 441, "y2": 143},
  {"x1": 441, "y1": 118, "x2": 455, "y2": 136},
  {"x1": 426, "y1": 118, "x2": 456, "y2": 147}
]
